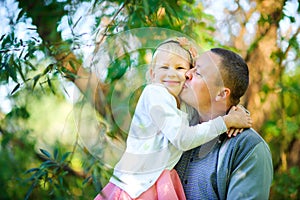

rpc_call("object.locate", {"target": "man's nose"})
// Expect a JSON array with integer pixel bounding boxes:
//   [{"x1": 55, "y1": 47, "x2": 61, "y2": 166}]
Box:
[{"x1": 185, "y1": 69, "x2": 193, "y2": 80}]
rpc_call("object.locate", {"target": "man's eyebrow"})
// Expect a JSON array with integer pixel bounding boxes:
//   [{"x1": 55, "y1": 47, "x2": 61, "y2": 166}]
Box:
[
  {"x1": 195, "y1": 64, "x2": 202, "y2": 70},
  {"x1": 196, "y1": 64, "x2": 201, "y2": 68}
]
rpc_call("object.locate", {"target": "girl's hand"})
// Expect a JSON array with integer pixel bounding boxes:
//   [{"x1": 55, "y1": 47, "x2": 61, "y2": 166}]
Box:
[
  {"x1": 223, "y1": 105, "x2": 252, "y2": 137},
  {"x1": 227, "y1": 128, "x2": 243, "y2": 138}
]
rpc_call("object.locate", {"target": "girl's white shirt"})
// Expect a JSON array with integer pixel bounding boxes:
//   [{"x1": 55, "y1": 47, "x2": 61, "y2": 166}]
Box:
[{"x1": 110, "y1": 83, "x2": 227, "y2": 198}]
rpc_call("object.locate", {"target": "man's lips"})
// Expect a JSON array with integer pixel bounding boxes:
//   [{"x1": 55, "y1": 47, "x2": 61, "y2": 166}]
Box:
[{"x1": 182, "y1": 82, "x2": 189, "y2": 88}]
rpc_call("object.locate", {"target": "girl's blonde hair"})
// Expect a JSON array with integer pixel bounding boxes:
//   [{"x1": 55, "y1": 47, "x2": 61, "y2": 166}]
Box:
[{"x1": 146, "y1": 37, "x2": 197, "y2": 82}]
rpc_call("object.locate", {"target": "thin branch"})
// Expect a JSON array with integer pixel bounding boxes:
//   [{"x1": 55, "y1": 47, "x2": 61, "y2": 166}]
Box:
[
  {"x1": 93, "y1": 0, "x2": 129, "y2": 52},
  {"x1": 279, "y1": 26, "x2": 300, "y2": 67}
]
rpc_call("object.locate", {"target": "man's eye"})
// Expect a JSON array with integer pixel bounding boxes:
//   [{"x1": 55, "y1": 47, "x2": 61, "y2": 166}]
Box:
[{"x1": 196, "y1": 72, "x2": 203, "y2": 77}]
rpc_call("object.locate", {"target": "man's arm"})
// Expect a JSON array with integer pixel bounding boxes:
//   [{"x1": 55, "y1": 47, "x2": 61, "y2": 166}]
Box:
[{"x1": 226, "y1": 141, "x2": 273, "y2": 199}]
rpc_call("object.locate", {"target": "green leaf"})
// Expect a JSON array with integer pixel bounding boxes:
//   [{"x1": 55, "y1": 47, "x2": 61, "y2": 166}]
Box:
[
  {"x1": 42, "y1": 64, "x2": 53, "y2": 75},
  {"x1": 16, "y1": 9, "x2": 25, "y2": 22},
  {"x1": 10, "y1": 83, "x2": 20, "y2": 95},
  {"x1": 54, "y1": 148, "x2": 58, "y2": 160},
  {"x1": 83, "y1": 176, "x2": 92, "y2": 185},
  {"x1": 92, "y1": 172, "x2": 102, "y2": 192},
  {"x1": 1, "y1": 33, "x2": 11, "y2": 46},
  {"x1": 24, "y1": 60, "x2": 37, "y2": 70},
  {"x1": 68, "y1": 60, "x2": 77, "y2": 71},
  {"x1": 53, "y1": 166, "x2": 60, "y2": 174},
  {"x1": 14, "y1": 60, "x2": 26, "y2": 82},
  {"x1": 61, "y1": 152, "x2": 71, "y2": 162},
  {"x1": 289, "y1": 36, "x2": 299, "y2": 51},
  {"x1": 59, "y1": 175, "x2": 64, "y2": 186},
  {"x1": 40, "y1": 149, "x2": 51, "y2": 158},
  {"x1": 41, "y1": 160, "x2": 57, "y2": 168},
  {"x1": 25, "y1": 168, "x2": 40, "y2": 174},
  {"x1": 1, "y1": 132, "x2": 13, "y2": 147},
  {"x1": 61, "y1": 85, "x2": 70, "y2": 98},
  {"x1": 25, "y1": 182, "x2": 37, "y2": 200},
  {"x1": 32, "y1": 74, "x2": 41, "y2": 89},
  {"x1": 288, "y1": 16, "x2": 296, "y2": 23},
  {"x1": 61, "y1": 171, "x2": 69, "y2": 176},
  {"x1": 142, "y1": 0, "x2": 150, "y2": 15},
  {"x1": 47, "y1": 76, "x2": 55, "y2": 94},
  {"x1": 7, "y1": 55, "x2": 18, "y2": 82},
  {"x1": 0, "y1": 34, "x2": 5, "y2": 42}
]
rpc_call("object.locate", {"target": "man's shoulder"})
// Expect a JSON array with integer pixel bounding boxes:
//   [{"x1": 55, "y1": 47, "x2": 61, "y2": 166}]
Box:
[
  {"x1": 236, "y1": 128, "x2": 265, "y2": 143},
  {"x1": 224, "y1": 128, "x2": 270, "y2": 153}
]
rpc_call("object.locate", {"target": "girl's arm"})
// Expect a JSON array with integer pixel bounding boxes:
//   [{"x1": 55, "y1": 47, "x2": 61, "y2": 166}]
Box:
[
  {"x1": 146, "y1": 85, "x2": 251, "y2": 151},
  {"x1": 223, "y1": 105, "x2": 252, "y2": 137}
]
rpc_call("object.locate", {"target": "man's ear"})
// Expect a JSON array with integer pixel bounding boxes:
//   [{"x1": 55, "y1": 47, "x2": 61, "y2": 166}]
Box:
[{"x1": 215, "y1": 88, "x2": 230, "y2": 101}]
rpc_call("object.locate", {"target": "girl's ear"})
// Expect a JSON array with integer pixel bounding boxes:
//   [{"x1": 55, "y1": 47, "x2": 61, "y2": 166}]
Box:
[
  {"x1": 149, "y1": 68, "x2": 155, "y2": 80},
  {"x1": 215, "y1": 88, "x2": 230, "y2": 101}
]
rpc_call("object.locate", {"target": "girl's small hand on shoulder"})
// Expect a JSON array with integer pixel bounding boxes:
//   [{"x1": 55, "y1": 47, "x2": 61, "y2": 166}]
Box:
[{"x1": 223, "y1": 105, "x2": 252, "y2": 137}]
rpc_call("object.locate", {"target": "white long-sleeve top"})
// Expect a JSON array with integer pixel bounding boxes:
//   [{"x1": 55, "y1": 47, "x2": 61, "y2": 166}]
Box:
[{"x1": 110, "y1": 83, "x2": 227, "y2": 198}]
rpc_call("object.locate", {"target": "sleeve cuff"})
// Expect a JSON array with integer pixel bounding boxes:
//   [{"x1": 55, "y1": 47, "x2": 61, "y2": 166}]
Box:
[{"x1": 213, "y1": 116, "x2": 228, "y2": 135}]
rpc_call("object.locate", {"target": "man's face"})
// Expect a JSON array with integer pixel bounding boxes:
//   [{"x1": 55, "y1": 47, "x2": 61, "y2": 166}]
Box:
[{"x1": 180, "y1": 51, "x2": 222, "y2": 115}]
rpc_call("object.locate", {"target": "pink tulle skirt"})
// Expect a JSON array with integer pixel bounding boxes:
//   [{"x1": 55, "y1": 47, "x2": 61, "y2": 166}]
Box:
[{"x1": 94, "y1": 169, "x2": 186, "y2": 200}]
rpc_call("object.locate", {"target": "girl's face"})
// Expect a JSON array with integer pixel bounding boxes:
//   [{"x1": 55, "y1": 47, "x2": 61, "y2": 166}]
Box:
[{"x1": 150, "y1": 50, "x2": 190, "y2": 97}]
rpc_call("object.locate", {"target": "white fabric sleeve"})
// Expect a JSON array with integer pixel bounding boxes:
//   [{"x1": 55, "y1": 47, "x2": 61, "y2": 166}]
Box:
[{"x1": 146, "y1": 84, "x2": 228, "y2": 151}]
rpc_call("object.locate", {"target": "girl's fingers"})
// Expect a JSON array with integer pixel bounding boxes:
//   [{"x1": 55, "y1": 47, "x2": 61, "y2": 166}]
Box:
[
  {"x1": 232, "y1": 128, "x2": 241, "y2": 137},
  {"x1": 228, "y1": 128, "x2": 244, "y2": 137},
  {"x1": 227, "y1": 129, "x2": 234, "y2": 137}
]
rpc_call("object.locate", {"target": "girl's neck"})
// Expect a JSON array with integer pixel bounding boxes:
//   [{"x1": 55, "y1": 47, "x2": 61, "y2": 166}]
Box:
[{"x1": 175, "y1": 95, "x2": 181, "y2": 108}]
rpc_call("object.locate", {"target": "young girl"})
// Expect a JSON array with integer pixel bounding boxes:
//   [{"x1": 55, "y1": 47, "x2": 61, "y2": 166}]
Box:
[{"x1": 94, "y1": 38, "x2": 252, "y2": 200}]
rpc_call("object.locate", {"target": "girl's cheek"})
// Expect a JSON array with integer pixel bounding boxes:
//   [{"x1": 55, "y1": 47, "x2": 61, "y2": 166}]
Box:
[{"x1": 180, "y1": 71, "x2": 188, "y2": 79}]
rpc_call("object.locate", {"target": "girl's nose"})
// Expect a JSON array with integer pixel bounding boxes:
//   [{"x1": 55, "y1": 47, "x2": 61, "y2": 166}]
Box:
[
  {"x1": 167, "y1": 68, "x2": 176, "y2": 76},
  {"x1": 185, "y1": 69, "x2": 193, "y2": 80}
]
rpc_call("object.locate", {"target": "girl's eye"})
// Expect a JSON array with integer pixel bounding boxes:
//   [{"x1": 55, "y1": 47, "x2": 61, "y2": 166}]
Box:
[
  {"x1": 177, "y1": 66, "x2": 186, "y2": 70},
  {"x1": 160, "y1": 65, "x2": 168, "y2": 69}
]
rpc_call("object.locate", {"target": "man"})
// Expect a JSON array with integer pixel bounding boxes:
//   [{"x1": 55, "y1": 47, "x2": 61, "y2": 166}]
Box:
[{"x1": 175, "y1": 48, "x2": 273, "y2": 199}]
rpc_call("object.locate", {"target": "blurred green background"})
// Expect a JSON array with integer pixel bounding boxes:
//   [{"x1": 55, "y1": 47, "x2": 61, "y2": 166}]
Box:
[{"x1": 0, "y1": 0, "x2": 299, "y2": 199}]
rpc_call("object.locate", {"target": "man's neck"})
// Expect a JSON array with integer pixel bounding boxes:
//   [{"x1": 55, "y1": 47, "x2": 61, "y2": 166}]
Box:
[
  {"x1": 197, "y1": 102, "x2": 231, "y2": 123},
  {"x1": 198, "y1": 110, "x2": 227, "y2": 123}
]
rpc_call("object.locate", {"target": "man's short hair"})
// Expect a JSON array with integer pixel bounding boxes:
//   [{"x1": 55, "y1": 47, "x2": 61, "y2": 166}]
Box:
[{"x1": 211, "y1": 48, "x2": 249, "y2": 105}]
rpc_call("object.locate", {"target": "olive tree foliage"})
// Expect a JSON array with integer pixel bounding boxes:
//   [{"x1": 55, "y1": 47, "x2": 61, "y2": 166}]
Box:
[{"x1": 0, "y1": 0, "x2": 215, "y2": 199}]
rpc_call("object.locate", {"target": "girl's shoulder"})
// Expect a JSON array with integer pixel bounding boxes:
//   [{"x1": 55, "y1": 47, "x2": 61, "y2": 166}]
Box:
[
  {"x1": 143, "y1": 83, "x2": 170, "y2": 95},
  {"x1": 145, "y1": 83, "x2": 167, "y2": 90},
  {"x1": 141, "y1": 83, "x2": 176, "y2": 105}
]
